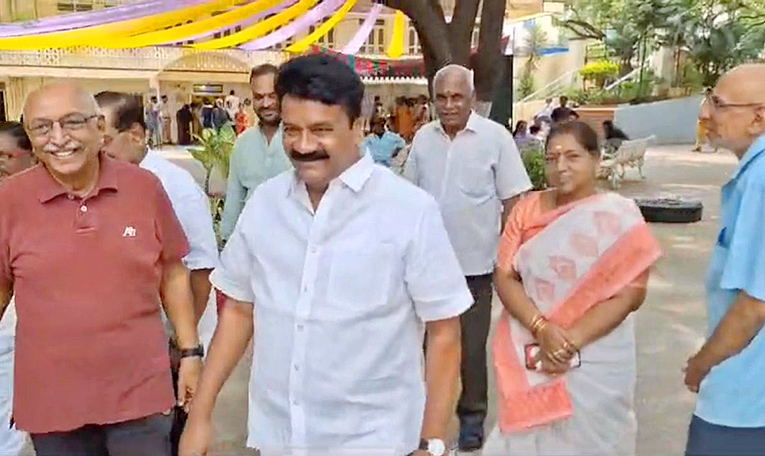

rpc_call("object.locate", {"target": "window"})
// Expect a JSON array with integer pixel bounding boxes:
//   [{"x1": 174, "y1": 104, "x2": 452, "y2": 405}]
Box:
[
  {"x1": 360, "y1": 19, "x2": 385, "y2": 55},
  {"x1": 408, "y1": 26, "x2": 421, "y2": 55},
  {"x1": 309, "y1": 25, "x2": 335, "y2": 49},
  {"x1": 471, "y1": 26, "x2": 480, "y2": 49},
  {"x1": 58, "y1": 0, "x2": 94, "y2": 12}
]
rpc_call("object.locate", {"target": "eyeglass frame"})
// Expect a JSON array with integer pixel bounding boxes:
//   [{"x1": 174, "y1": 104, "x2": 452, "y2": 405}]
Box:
[
  {"x1": 704, "y1": 91, "x2": 765, "y2": 111},
  {"x1": 24, "y1": 113, "x2": 101, "y2": 139}
]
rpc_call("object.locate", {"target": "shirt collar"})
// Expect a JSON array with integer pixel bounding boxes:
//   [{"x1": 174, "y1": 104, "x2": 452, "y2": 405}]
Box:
[
  {"x1": 437, "y1": 111, "x2": 480, "y2": 137},
  {"x1": 37, "y1": 153, "x2": 119, "y2": 203},
  {"x1": 732, "y1": 133, "x2": 765, "y2": 181},
  {"x1": 287, "y1": 152, "x2": 375, "y2": 198}
]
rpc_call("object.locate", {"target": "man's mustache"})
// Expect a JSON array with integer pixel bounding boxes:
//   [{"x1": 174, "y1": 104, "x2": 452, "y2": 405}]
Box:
[{"x1": 289, "y1": 150, "x2": 329, "y2": 162}]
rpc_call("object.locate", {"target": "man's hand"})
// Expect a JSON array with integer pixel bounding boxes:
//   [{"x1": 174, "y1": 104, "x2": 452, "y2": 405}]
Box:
[
  {"x1": 179, "y1": 414, "x2": 212, "y2": 456},
  {"x1": 683, "y1": 354, "x2": 711, "y2": 393},
  {"x1": 177, "y1": 356, "x2": 202, "y2": 411}
]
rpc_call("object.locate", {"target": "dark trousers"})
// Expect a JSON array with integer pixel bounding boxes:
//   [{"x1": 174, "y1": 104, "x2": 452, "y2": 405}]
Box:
[
  {"x1": 686, "y1": 414, "x2": 765, "y2": 456},
  {"x1": 457, "y1": 273, "x2": 493, "y2": 428},
  {"x1": 31, "y1": 413, "x2": 173, "y2": 456}
]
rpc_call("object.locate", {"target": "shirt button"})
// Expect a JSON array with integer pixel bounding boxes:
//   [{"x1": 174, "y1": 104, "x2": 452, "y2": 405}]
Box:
[
  {"x1": 80, "y1": 205, "x2": 88, "y2": 213},
  {"x1": 297, "y1": 324, "x2": 304, "y2": 331},
  {"x1": 294, "y1": 365, "x2": 300, "y2": 372},
  {"x1": 67, "y1": 194, "x2": 74, "y2": 200},
  {"x1": 292, "y1": 399, "x2": 300, "y2": 406},
  {"x1": 309, "y1": 246, "x2": 318, "y2": 254}
]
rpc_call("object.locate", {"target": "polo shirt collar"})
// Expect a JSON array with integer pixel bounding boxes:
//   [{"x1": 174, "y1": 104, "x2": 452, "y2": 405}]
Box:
[
  {"x1": 731, "y1": 133, "x2": 765, "y2": 181},
  {"x1": 38, "y1": 153, "x2": 119, "y2": 203},
  {"x1": 436, "y1": 111, "x2": 480, "y2": 137},
  {"x1": 287, "y1": 151, "x2": 375, "y2": 198}
]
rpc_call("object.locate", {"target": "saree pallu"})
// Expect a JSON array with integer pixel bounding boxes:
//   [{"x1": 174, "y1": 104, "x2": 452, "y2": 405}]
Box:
[{"x1": 493, "y1": 192, "x2": 661, "y2": 455}]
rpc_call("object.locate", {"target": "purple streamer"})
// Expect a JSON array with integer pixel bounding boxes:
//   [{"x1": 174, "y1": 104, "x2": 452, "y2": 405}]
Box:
[
  {"x1": 341, "y1": 3, "x2": 382, "y2": 54},
  {"x1": 0, "y1": 0, "x2": 210, "y2": 38},
  {"x1": 167, "y1": 0, "x2": 300, "y2": 46},
  {"x1": 239, "y1": 0, "x2": 345, "y2": 51}
]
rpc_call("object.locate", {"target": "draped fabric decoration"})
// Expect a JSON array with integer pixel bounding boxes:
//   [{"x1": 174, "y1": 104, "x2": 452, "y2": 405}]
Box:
[
  {"x1": 193, "y1": 0, "x2": 319, "y2": 50},
  {"x1": 341, "y1": 2, "x2": 382, "y2": 54},
  {"x1": 106, "y1": 0, "x2": 284, "y2": 48},
  {"x1": 385, "y1": 10, "x2": 405, "y2": 58},
  {"x1": 0, "y1": 0, "x2": 238, "y2": 50},
  {"x1": 286, "y1": 0, "x2": 357, "y2": 53},
  {"x1": 0, "y1": 0, "x2": 178, "y2": 37},
  {"x1": 240, "y1": 0, "x2": 344, "y2": 51}
]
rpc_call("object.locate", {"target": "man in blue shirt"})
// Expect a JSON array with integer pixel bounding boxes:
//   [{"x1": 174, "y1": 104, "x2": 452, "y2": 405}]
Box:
[
  {"x1": 363, "y1": 117, "x2": 406, "y2": 167},
  {"x1": 684, "y1": 64, "x2": 765, "y2": 456}
]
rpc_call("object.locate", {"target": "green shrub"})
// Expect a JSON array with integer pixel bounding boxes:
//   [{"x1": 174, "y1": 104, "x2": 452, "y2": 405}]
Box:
[
  {"x1": 579, "y1": 60, "x2": 620, "y2": 88},
  {"x1": 518, "y1": 74, "x2": 535, "y2": 99},
  {"x1": 521, "y1": 143, "x2": 547, "y2": 190}
]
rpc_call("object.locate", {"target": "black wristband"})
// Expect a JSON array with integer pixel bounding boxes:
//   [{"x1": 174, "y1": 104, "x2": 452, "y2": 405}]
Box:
[{"x1": 179, "y1": 344, "x2": 204, "y2": 359}]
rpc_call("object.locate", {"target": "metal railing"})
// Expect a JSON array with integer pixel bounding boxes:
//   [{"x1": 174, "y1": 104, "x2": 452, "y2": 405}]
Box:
[{"x1": 519, "y1": 68, "x2": 580, "y2": 103}]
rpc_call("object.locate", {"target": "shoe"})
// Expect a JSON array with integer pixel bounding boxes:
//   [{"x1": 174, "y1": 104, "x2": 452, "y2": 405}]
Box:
[{"x1": 458, "y1": 422, "x2": 484, "y2": 452}]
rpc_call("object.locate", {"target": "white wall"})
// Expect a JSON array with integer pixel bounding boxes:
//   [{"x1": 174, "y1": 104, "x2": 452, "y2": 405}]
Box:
[{"x1": 613, "y1": 95, "x2": 702, "y2": 145}]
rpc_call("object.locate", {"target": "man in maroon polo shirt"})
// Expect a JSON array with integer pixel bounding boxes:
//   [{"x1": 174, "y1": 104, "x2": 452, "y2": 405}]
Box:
[{"x1": 0, "y1": 83, "x2": 202, "y2": 456}]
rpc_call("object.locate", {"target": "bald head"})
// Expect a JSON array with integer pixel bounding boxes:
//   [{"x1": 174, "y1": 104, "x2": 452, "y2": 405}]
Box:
[
  {"x1": 717, "y1": 64, "x2": 765, "y2": 104},
  {"x1": 23, "y1": 82, "x2": 98, "y2": 123}
]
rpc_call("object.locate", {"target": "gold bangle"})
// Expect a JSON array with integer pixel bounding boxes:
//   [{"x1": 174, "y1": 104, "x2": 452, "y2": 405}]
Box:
[{"x1": 529, "y1": 314, "x2": 548, "y2": 337}]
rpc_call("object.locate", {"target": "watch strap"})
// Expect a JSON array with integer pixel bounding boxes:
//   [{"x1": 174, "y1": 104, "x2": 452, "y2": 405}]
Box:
[{"x1": 179, "y1": 344, "x2": 204, "y2": 359}]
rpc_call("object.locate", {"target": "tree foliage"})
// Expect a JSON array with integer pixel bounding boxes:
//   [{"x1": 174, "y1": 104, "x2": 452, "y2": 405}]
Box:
[{"x1": 563, "y1": 0, "x2": 765, "y2": 86}]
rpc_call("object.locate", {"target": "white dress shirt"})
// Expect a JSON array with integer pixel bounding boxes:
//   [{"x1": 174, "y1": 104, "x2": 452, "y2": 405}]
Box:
[
  {"x1": 140, "y1": 151, "x2": 219, "y2": 271},
  {"x1": 211, "y1": 153, "x2": 472, "y2": 454},
  {"x1": 405, "y1": 112, "x2": 532, "y2": 276}
]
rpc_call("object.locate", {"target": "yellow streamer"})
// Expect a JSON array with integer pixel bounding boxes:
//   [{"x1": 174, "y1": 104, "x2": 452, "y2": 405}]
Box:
[
  {"x1": 286, "y1": 0, "x2": 357, "y2": 54},
  {"x1": 194, "y1": 0, "x2": 318, "y2": 50},
  {"x1": 386, "y1": 10, "x2": 405, "y2": 58},
  {"x1": 0, "y1": 0, "x2": 240, "y2": 50},
  {"x1": 107, "y1": 0, "x2": 283, "y2": 48}
]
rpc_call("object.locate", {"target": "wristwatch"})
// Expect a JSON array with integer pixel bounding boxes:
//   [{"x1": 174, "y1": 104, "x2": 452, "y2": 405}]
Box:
[
  {"x1": 179, "y1": 344, "x2": 204, "y2": 359},
  {"x1": 418, "y1": 438, "x2": 446, "y2": 456}
]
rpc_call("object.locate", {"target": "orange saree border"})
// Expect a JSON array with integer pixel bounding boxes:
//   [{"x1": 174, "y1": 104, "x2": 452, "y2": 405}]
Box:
[{"x1": 494, "y1": 221, "x2": 661, "y2": 432}]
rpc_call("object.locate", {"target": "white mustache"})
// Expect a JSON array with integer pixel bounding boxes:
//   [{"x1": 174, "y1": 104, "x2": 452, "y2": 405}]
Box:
[{"x1": 43, "y1": 141, "x2": 79, "y2": 154}]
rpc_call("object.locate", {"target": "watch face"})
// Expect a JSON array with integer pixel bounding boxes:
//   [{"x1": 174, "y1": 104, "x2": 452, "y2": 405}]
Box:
[{"x1": 428, "y1": 439, "x2": 446, "y2": 456}]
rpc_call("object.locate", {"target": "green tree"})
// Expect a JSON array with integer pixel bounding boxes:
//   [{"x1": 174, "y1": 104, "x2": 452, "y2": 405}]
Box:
[{"x1": 518, "y1": 23, "x2": 549, "y2": 98}]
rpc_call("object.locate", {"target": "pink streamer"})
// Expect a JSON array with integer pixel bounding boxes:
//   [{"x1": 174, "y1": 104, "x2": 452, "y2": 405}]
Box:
[
  {"x1": 168, "y1": 0, "x2": 300, "y2": 46},
  {"x1": 341, "y1": 3, "x2": 382, "y2": 54},
  {"x1": 0, "y1": 0, "x2": 210, "y2": 38},
  {"x1": 239, "y1": 0, "x2": 345, "y2": 51}
]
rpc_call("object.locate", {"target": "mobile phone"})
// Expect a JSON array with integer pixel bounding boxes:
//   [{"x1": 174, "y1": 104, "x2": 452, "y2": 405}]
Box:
[{"x1": 524, "y1": 343, "x2": 581, "y2": 371}]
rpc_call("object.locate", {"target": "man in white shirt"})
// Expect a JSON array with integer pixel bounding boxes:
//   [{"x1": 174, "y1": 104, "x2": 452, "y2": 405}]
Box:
[
  {"x1": 225, "y1": 90, "x2": 240, "y2": 122},
  {"x1": 180, "y1": 54, "x2": 472, "y2": 456},
  {"x1": 405, "y1": 64, "x2": 532, "y2": 452},
  {"x1": 95, "y1": 92, "x2": 219, "y2": 342}
]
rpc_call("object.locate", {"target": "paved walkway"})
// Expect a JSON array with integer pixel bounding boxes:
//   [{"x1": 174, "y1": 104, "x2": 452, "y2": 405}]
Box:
[{"x1": 19, "y1": 145, "x2": 730, "y2": 456}]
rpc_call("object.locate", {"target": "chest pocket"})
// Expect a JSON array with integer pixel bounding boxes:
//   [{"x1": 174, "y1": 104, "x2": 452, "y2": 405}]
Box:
[
  {"x1": 457, "y1": 151, "x2": 494, "y2": 199},
  {"x1": 326, "y1": 242, "x2": 396, "y2": 316}
]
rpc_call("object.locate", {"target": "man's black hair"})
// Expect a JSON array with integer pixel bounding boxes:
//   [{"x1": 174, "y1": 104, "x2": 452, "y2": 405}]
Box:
[
  {"x1": 0, "y1": 121, "x2": 31, "y2": 151},
  {"x1": 275, "y1": 54, "x2": 364, "y2": 124},
  {"x1": 250, "y1": 63, "x2": 279, "y2": 82},
  {"x1": 95, "y1": 91, "x2": 146, "y2": 131}
]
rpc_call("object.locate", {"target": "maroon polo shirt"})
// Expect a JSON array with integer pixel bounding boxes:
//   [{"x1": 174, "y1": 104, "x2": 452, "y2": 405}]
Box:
[{"x1": 0, "y1": 154, "x2": 189, "y2": 434}]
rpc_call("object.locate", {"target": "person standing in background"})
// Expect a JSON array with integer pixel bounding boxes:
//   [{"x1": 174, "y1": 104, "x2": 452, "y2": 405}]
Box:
[
  {"x1": 0, "y1": 121, "x2": 36, "y2": 456},
  {"x1": 225, "y1": 90, "x2": 240, "y2": 122},
  {"x1": 363, "y1": 117, "x2": 406, "y2": 167},
  {"x1": 161, "y1": 95, "x2": 172, "y2": 145},
  {"x1": 176, "y1": 104, "x2": 193, "y2": 146},
  {"x1": 219, "y1": 64, "x2": 291, "y2": 242},
  {"x1": 234, "y1": 103, "x2": 249, "y2": 136},
  {"x1": 405, "y1": 64, "x2": 532, "y2": 452}
]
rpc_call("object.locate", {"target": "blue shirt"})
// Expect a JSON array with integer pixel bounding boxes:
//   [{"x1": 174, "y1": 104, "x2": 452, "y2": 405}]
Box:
[
  {"x1": 697, "y1": 134, "x2": 765, "y2": 427},
  {"x1": 363, "y1": 132, "x2": 406, "y2": 167}
]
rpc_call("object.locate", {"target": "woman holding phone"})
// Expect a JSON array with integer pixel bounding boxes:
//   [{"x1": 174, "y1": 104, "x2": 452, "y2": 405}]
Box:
[{"x1": 492, "y1": 121, "x2": 661, "y2": 455}]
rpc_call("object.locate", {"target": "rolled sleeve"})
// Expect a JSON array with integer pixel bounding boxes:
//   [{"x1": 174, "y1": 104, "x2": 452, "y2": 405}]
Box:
[
  {"x1": 154, "y1": 180, "x2": 190, "y2": 264},
  {"x1": 405, "y1": 200, "x2": 473, "y2": 322},
  {"x1": 210, "y1": 206, "x2": 255, "y2": 304},
  {"x1": 496, "y1": 131, "x2": 532, "y2": 200},
  {"x1": 177, "y1": 185, "x2": 219, "y2": 271},
  {"x1": 720, "y1": 179, "x2": 765, "y2": 301}
]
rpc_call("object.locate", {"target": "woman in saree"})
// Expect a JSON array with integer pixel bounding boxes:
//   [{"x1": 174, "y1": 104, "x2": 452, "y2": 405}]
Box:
[{"x1": 493, "y1": 121, "x2": 662, "y2": 455}]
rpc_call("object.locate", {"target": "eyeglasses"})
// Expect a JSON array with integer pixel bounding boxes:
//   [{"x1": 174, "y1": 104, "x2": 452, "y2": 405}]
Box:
[
  {"x1": 704, "y1": 93, "x2": 764, "y2": 111},
  {"x1": 26, "y1": 113, "x2": 100, "y2": 138}
]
